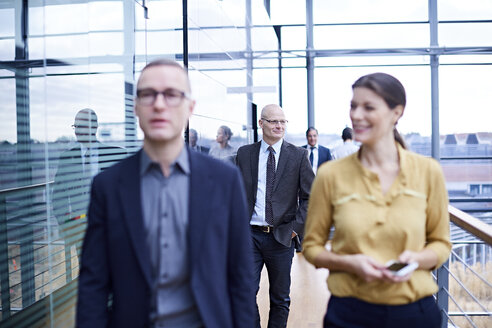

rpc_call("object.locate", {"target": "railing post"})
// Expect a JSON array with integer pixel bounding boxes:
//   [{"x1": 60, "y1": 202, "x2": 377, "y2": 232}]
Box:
[{"x1": 436, "y1": 260, "x2": 449, "y2": 328}]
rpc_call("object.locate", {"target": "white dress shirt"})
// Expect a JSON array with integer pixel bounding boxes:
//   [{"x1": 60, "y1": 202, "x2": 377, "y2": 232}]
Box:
[
  {"x1": 309, "y1": 144, "x2": 319, "y2": 175},
  {"x1": 250, "y1": 139, "x2": 282, "y2": 227}
]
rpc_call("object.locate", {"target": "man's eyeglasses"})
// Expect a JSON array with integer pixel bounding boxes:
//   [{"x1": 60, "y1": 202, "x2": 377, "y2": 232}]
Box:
[
  {"x1": 136, "y1": 88, "x2": 191, "y2": 107},
  {"x1": 261, "y1": 118, "x2": 288, "y2": 126}
]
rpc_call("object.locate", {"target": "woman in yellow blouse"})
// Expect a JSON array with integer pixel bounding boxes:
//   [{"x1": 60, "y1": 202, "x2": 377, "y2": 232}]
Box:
[{"x1": 302, "y1": 73, "x2": 451, "y2": 328}]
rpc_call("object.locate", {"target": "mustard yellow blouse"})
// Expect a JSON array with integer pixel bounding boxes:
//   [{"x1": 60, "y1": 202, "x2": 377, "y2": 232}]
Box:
[{"x1": 303, "y1": 144, "x2": 451, "y2": 305}]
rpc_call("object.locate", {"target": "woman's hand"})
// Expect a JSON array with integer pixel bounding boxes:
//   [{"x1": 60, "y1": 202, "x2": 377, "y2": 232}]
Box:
[
  {"x1": 398, "y1": 249, "x2": 438, "y2": 271},
  {"x1": 346, "y1": 254, "x2": 386, "y2": 282}
]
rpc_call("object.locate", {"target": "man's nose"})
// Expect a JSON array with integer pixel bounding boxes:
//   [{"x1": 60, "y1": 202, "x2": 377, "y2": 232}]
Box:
[{"x1": 154, "y1": 93, "x2": 167, "y2": 110}]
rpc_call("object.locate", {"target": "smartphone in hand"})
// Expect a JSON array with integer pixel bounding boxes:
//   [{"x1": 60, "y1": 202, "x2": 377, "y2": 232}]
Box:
[{"x1": 385, "y1": 260, "x2": 418, "y2": 277}]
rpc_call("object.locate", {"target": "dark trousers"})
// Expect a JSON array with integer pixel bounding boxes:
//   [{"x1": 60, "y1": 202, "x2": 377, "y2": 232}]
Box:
[
  {"x1": 324, "y1": 295, "x2": 442, "y2": 328},
  {"x1": 252, "y1": 229, "x2": 295, "y2": 328}
]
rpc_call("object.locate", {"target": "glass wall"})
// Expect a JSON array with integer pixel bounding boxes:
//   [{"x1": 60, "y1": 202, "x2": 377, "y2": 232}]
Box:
[{"x1": 0, "y1": 0, "x2": 277, "y2": 326}]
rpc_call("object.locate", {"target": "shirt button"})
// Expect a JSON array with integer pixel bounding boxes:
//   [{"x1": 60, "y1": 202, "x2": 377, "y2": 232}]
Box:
[
  {"x1": 162, "y1": 272, "x2": 168, "y2": 279},
  {"x1": 163, "y1": 242, "x2": 168, "y2": 248},
  {"x1": 163, "y1": 212, "x2": 168, "y2": 218},
  {"x1": 386, "y1": 201, "x2": 391, "y2": 206}
]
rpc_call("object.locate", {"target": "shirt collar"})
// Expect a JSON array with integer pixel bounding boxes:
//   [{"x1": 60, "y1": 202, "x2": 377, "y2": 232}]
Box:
[
  {"x1": 309, "y1": 144, "x2": 318, "y2": 149},
  {"x1": 140, "y1": 146, "x2": 190, "y2": 176},
  {"x1": 261, "y1": 139, "x2": 283, "y2": 154}
]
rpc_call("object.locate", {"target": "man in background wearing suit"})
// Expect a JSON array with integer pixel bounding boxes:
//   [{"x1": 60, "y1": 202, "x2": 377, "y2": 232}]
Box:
[
  {"x1": 302, "y1": 127, "x2": 332, "y2": 175},
  {"x1": 236, "y1": 104, "x2": 314, "y2": 328},
  {"x1": 53, "y1": 108, "x2": 126, "y2": 283},
  {"x1": 188, "y1": 128, "x2": 210, "y2": 153},
  {"x1": 77, "y1": 59, "x2": 255, "y2": 328}
]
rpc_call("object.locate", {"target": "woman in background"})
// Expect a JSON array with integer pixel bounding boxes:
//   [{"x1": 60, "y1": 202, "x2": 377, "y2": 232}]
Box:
[
  {"x1": 209, "y1": 125, "x2": 236, "y2": 161},
  {"x1": 302, "y1": 73, "x2": 451, "y2": 328}
]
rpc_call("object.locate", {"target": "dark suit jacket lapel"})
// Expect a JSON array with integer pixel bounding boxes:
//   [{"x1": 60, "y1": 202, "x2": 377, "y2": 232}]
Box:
[
  {"x1": 188, "y1": 149, "x2": 211, "y2": 265},
  {"x1": 119, "y1": 151, "x2": 152, "y2": 288},
  {"x1": 274, "y1": 141, "x2": 290, "y2": 191},
  {"x1": 317, "y1": 147, "x2": 324, "y2": 167}
]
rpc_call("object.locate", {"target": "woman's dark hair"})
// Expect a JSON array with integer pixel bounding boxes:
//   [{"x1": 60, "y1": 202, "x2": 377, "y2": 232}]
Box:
[
  {"x1": 220, "y1": 125, "x2": 233, "y2": 141},
  {"x1": 352, "y1": 73, "x2": 407, "y2": 148}
]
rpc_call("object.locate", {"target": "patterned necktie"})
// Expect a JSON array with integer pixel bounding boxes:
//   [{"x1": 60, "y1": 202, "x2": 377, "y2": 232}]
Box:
[
  {"x1": 309, "y1": 146, "x2": 315, "y2": 167},
  {"x1": 265, "y1": 146, "x2": 276, "y2": 226}
]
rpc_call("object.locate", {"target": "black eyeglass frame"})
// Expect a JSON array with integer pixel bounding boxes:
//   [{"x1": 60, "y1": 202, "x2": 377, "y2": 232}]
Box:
[{"x1": 136, "y1": 88, "x2": 192, "y2": 107}]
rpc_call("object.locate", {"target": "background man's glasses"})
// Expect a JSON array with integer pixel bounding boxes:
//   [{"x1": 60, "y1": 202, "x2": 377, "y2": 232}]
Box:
[
  {"x1": 261, "y1": 118, "x2": 288, "y2": 126},
  {"x1": 136, "y1": 88, "x2": 191, "y2": 107}
]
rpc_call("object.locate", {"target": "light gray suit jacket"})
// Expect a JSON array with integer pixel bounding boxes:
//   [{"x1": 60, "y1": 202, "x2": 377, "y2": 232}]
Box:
[{"x1": 236, "y1": 140, "x2": 315, "y2": 247}]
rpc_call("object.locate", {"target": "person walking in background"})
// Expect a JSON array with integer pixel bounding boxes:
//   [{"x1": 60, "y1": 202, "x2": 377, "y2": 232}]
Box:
[
  {"x1": 236, "y1": 104, "x2": 314, "y2": 328},
  {"x1": 188, "y1": 128, "x2": 209, "y2": 153},
  {"x1": 209, "y1": 125, "x2": 236, "y2": 161},
  {"x1": 302, "y1": 127, "x2": 332, "y2": 175},
  {"x1": 303, "y1": 73, "x2": 451, "y2": 328},
  {"x1": 77, "y1": 59, "x2": 255, "y2": 328},
  {"x1": 332, "y1": 127, "x2": 359, "y2": 159},
  {"x1": 53, "y1": 108, "x2": 126, "y2": 283}
]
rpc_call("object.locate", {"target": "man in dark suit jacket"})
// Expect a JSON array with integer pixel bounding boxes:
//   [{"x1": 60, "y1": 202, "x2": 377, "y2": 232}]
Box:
[
  {"x1": 76, "y1": 59, "x2": 255, "y2": 328},
  {"x1": 188, "y1": 128, "x2": 210, "y2": 153},
  {"x1": 302, "y1": 127, "x2": 332, "y2": 175},
  {"x1": 53, "y1": 108, "x2": 127, "y2": 283},
  {"x1": 236, "y1": 104, "x2": 314, "y2": 328}
]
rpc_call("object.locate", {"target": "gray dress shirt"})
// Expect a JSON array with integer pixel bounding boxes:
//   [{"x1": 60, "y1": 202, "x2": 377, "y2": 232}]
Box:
[{"x1": 140, "y1": 148, "x2": 202, "y2": 328}]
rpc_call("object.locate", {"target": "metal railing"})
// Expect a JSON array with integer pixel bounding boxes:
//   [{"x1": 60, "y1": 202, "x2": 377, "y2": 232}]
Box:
[{"x1": 436, "y1": 205, "x2": 492, "y2": 328}]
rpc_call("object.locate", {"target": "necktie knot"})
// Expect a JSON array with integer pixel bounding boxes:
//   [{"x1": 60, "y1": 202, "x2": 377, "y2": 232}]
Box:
[
  {"x1": 268, "y1": 146, "x2": 275, "y2": 154},
  {"x1": 310, "y1": 146, "x2": 315, "y2": 150}
]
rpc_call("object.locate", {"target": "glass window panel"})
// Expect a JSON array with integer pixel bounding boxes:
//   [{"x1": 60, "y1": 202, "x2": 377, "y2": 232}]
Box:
[
  {"x1": 190, "y1": 59, "x2": 246, "y2": 71},
  {"x1": 137, "y1": 0, "x2": 182, "y2": 30},
  {"x1": 0, "y1": 39, "x2": 14, "y2": 60},
  {"x1": 89, "y1": 32, "x2": 124, "y2": 56},
  {"x1": 190, "y1": 69, "x2": 246, "y2": 126},
  {"x1": 314, "y1": 66, "x2": 431, "y2": 140},
  {"x1": 281, "y1": 68, "x2": 307, "y2": 137},
  {"x1": 0, "y1": 7, "x2": 14, "y2": 36},
  {"x1": 88, "y1": 1, "x2": 123, "y2": 31},
  {"x1": 251, "y1": 27, "x2": 278, "y2": 52},
  {"x1": 439, "y1": 23, "x2": 492, "y2": 47},
  {"x1": 440, "y1": 54, "x2": 492, "y2": 65},
  {"x1": 314, "y1": 24, "x2": 429, "y2": 49},
  {"x1": 313, "y1": 0, "x2": 427, "y2": 24},
  {"x1": 439, "y1": 65, "x2": 492, "y2": 135},
  {"x1": 316, "y1": 56, "x2": 430, "y2": 67},
  {"x1": 0, "y1": 78, "x2": 16, "y2": 143},
  {"x1": 29, "y1": 32, "x2": 123, "y2": 59},
  {"x1": 29, "y1": 34, "x2": 89, "y2": 59},
  {"x1": 439, "y1": 0, "x2": 492, "y2": 20},
  {"x1": 189, "y1": 0, "x2": 244, "y2": 28},
  {"x1": 39, "y1": 3, "x2": 89, "y2": 35},
  {"x1": 270, "y1": 0, "x2": 305, "y2": 25},
  {"x1": 252, "y1": 68, "x2": 279, "y2": 106},
  {"x1": 190, "y1": 27, "x2": 246, "y2": 53},
  {"x1": 254, "y1": 58, "x2": 280, "y2": 68},
  {"x1": 281, "y1": 57, "x2": 306, "y2": 68},
  {"x1": 281, "y1": 26, "x2": 306, "y2": 51}
]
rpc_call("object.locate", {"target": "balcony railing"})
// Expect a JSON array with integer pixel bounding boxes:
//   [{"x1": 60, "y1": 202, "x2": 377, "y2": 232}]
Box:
[{"x1": 436, "y1": 205, "x2": 492, "y2": 328}]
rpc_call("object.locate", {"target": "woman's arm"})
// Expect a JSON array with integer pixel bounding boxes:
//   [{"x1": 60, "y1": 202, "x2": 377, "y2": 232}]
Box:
[{"x1": 313, "y1": 250, "x2": 386, "y2": 282}]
